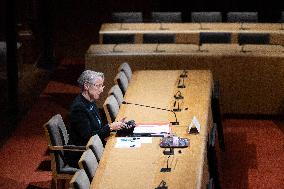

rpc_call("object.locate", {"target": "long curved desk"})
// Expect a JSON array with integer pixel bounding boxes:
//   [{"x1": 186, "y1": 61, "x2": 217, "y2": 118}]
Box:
[
  {"x1": 85, "y1": 43, "x2": 284, "y2": 115},
  {"x1": 91, "y1": 70, "x2": 213, "y2": 189},
  {"x1": 99, "y1": 23, "x2": 284, "y2": 45}
]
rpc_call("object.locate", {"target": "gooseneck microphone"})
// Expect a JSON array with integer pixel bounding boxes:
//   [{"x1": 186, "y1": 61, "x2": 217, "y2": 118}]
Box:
[
  {"x1": 122, "y1": 101, "x2": 179, "y2": 125},
  {"x1": 174, "y1": 91, "x2": 184, "y2": 100},
  {"x1": 180, "y1": 70, "x2": 188, "y2": 78}
]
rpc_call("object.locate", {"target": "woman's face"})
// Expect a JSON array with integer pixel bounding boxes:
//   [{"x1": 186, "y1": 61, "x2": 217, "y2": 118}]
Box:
[{"x1": 85, "y1": 77, "x2": 105, "y2": 101}]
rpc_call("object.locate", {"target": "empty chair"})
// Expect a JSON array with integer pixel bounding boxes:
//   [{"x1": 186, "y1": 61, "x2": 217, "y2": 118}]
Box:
[
  {"x1": 118, "y1": 62, "x2": 132, "y2": 81},
  {"x1": 114, "y1": 71, "x2": 129, "y2": 95},
  {"x1": 207, "y1": 123, "x2": 221, "y2": 189},
  {"x1": 280, "y1": 11, "x2": 284, "y2": 22},
  {"x1": 143, "y1": 34, "x2": 175, "y2": 43},
  {"x1": 43, "y1": 114, "x2": 86, "y2": 189},
  {"x1": 238, "y1": 33, "x2": 270, "y2": 45},
  {"x1": 211, "y1": 80, "x2": 225, "y2": 151},
  {"x1": 200, "y1": 32, "x2": 231, "y2": 44},
  {"x1": 108, "y1": 84, "x2": 124, "y2": 106},
  {"x1": 111, "y1": 12, "x2": 143, "y2": 23},
  {"x1": 151, "y1": 12, "x2": 182, "y2": 23},
  {"x1": 70, "y1": 169, "x2": 90, "y2": 189},
  {"x1": 86, "y1": 135, "x2": 104, "y2": 162},
  {"x1": 103, "y1": 95, "x2": 120, "y2": 123},
  {"x1": 227, "y1": 12, "x2": 258, "y2": 23},
  {"x1": 102, "y1": 34, "x2": 135, "y2": 44},
  {"x1": 191, "y1": 12, "x2": 222, "y2": 22},
  {"x1": 78, "y1": 149, "x2": 99, "y2": 182}
]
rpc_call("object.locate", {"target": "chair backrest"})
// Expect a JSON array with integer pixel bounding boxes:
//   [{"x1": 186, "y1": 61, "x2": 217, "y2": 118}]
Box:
[
  {"x1": 227, "y1": 12, "x2": 258, "y2": 23},
  {"x1": 111, "y1": 12, "x2": 143, "y2": 23},
  {"x1": 86, "y1": 135, "x2": 104, "y2": 162},
  {"x1": 238, "y1": 33, "x2": 270, "y2": 45},
  {"x1": 44, "y1": 114, "x2": 72, "y2": 174},
  {"x1": 102, "y1": 34, "x2": 135, "y2": 44},
  {"x1": 103, "y1": 95, "x2": 120, "y2": 123},
  {"x1": 78, "y1": 149, "x2": 98, "y2": 182},
  {"x1": 118, "y1": 62, "x2": 132, "y2": 81},
  {"x1": 114, "y1": 71, "x2": 129, "y2": 95},
  {"x1": 200, "y1": 32, "x2": 231, "y2": 44},
  {"x1": 108, "y1": 84, "x2": 124, "y2": 106},
  {"x1": 143, "y1": 34, "x2": 175, "y2": 43},
  {"x1": 151, "y1": 12, "x2": 182, "y2": 23},
  {"x1": 280, "y1": 11, "x2": 284, "y2": 22},
  {"x1": 191, "y1": 12, "x2": 222, "y2": 23},
  {"x1": 70, "y1": 169, "x2": 90, "y2": 189}
]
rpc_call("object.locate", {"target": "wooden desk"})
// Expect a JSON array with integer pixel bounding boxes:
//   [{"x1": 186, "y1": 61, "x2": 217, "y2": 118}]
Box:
[
  {"x1": 91, "y1": 70, "x2": 213, "y2": 189},
  {"x1": 85, "y1": 44, "x2": 284, "y2": 115},
  {"x1": 99, "y1": 23, "x2": 284, "y2": 45}
]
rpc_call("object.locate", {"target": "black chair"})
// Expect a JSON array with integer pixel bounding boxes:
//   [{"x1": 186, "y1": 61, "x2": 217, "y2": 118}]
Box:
[
  {"x1": 200, "y1": 32, "x2": 231, "y2": 44},
  {"x1": 151, "y1": 12, "x2": 182, "y2": 23},
  {"x1": 102, "y1": 34, "x2": 135, "y2": 44},
  {"x1": 211, "y1": 80, "x2": 225, "y2": 151},
  {"x1": 111, "y1": 12, "x2": 143, "y2": 23},
  {"x1": 191, "y1": 12, "x2": 222, "y2": 23},
  {"x1": 207, "y1": 123, "x2": 221, "y2": 189},
  {"x1": 43, "y1": 114, "x2": 86, "y2": 189},
  {"x1": 238, "y1": 33, "x2": 270, "y2": 45},
  {"x1": 227, "y1": 12, "x2": 258, "y2": 23},
  {"x1": 143, "y1": 34, "x2": 175, "y2": 43}
]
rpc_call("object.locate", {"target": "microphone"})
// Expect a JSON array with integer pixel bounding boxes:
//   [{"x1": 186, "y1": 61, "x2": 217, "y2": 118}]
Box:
[
  {"x1": 174, "y1": 91, "x2": 184, "y2": 100},
  {"x1": 177, "y1": 78, "x2": 185, "y2": 88},
  {"x1": 122, "y1": 101, "x2": 179, "y2": 125},
  {"x1": 154, "y1": 43, "x2": 166, "y2": 53},
  {"x1": 119, "y1": 23, "x2": 129, "y2": 30},
  {"x1": 112, "y1": 44, "x2": 123, "y2": 53},
  {"x1": 180, "y1": 70, "x2": 188, "y2": 78}
]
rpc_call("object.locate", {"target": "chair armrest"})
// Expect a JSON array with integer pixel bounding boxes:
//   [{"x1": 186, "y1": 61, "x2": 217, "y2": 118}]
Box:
[{"x1": 49, "y1": 145, "x2": 86, "y2": 152}]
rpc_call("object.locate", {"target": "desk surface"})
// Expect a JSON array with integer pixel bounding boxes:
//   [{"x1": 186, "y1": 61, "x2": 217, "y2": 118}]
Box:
[
  {"x1": 99, "y1": 23, "x2": 284, "y2": 45},
  {"x1": 100, "y1": 23, "x2": 284, "y2": 33},
  {"x1": 91, "y1": 70, "x2": 213, "y2": 189},
  {"x1": 86, "y1": 44, "x2": 284, "y2": 115},
  {"x1": 87, "y1": 43, "x2": 284, "y2": 56}
]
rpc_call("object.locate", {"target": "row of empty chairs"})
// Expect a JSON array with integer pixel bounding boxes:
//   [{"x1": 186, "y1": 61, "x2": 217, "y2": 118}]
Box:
[
  {"x1": 111, "y1": 11, "x2": 284, "y2": 23},
  {"x1": 43, "y1": 114, "x2": 105, "y2": 189},
  {"x1": 104, "y1": 62, "x2": 132, "y2": 123},
  {"x1": 102, "y1": 32, "x2": 271, "y2": 45}
]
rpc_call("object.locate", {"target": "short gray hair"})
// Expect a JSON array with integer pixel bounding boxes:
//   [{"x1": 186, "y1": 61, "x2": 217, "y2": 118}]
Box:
[{"x1": 77, "y1": 70, "x2": 104, "y2": 88}]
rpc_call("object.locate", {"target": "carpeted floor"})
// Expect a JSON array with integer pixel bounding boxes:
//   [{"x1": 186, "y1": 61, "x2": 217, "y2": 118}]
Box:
[{"x1": 0, "y1": 55, "x2": 283, "y2": 189}]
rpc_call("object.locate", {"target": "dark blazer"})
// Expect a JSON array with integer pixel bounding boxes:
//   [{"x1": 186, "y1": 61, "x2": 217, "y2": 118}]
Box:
[{"x1": 65, "y1": 94, "x2": 110, "y2": 167}]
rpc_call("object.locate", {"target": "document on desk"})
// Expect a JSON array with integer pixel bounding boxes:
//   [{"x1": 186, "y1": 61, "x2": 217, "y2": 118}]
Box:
[
  {"x1": 115, "y1": 137, "x2": 141, "y2": 148},
  {"x1": 114, "y1": 137, "x2": 153, "y2": 148},
  {"x1": 133, "y1": 123, "x2": 170, "y2": 135}
]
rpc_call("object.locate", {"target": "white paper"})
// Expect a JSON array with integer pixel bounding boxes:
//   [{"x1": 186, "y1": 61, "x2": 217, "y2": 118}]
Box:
[
  {"x1": 133, "y1": 124, "x2": 170, "y2": 134},
  {"x1": 139, "y1": 137, "x2": 152, "y2": 143},
  {"x1": 115, "y1": 137, "x2": 141, "y2": 148},
  {"x1": 188, "y1": 116, "x2": 201, "y2": 133}
]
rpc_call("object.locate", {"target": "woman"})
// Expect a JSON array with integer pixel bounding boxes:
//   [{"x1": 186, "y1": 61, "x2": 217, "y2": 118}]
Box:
[{"x1": 65, "y1": 70, "x2": 125, "y2": 168}]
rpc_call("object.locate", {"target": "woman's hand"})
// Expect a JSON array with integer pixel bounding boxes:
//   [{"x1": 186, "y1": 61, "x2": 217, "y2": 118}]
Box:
[{"x1": 109, "y1": 121, "x2": 126, "y2": 131}]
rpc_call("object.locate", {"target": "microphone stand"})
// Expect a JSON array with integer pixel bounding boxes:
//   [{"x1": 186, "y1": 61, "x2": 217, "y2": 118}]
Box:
[
  {"x1": 177, "y1": 78, "x2": 185, "y2": 88},
  {"x1": 160, "y1": 155, "x2": 172, "y2": 172},
  {"x1": 172, "y1": 101, "x2": 181, "y2": 112},
  {"x1": 122, "y1": 101, "x2": 179, "y2": 125}
]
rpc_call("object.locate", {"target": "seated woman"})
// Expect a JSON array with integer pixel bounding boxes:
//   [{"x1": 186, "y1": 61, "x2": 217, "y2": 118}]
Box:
[{"x1": 65, "y1": 70, "x2": 125, "y2": 168}]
